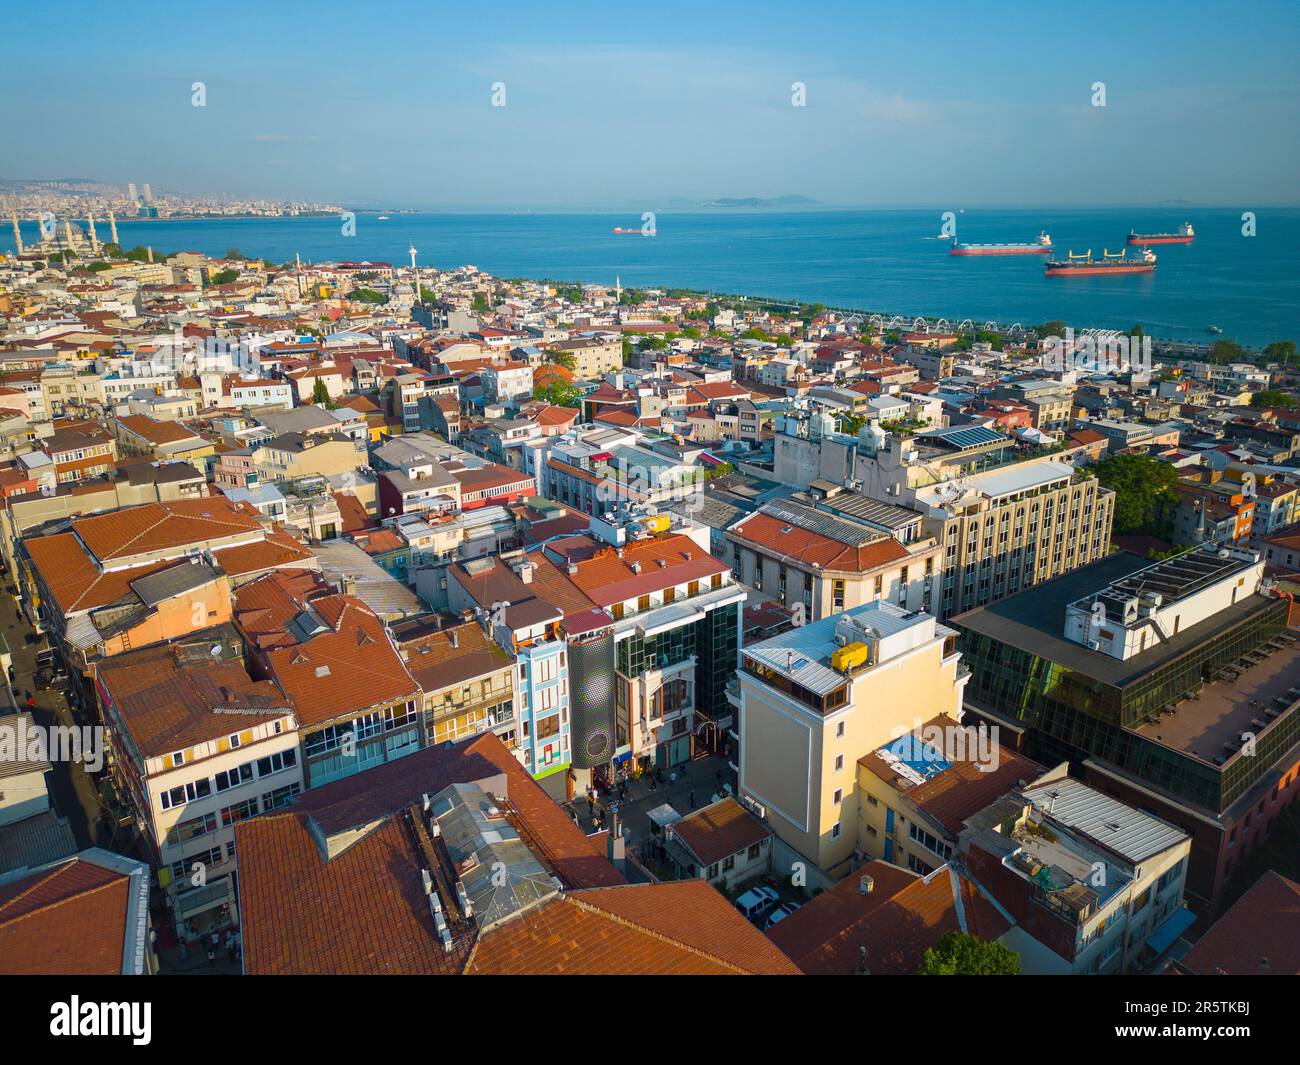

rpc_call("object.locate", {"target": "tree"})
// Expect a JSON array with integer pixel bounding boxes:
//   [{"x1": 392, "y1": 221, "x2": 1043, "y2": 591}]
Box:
[
  {"x1": 917, "y1": 932, "x2": 1020, "y2": 975},
  {"x1": 533, "y1": 381, "x2": 581, "y2": 409},
  {"x1": 1209, "y1": 338, "x2": 1247, "y2": 365},
  {"x1": 1250, "y1": 388, "x2": 1296, "y2": 409},
  {"x1": 1094, "y1": 452, "x2": 1181, "y2": 537},
  {"x1": 310, "y1": 378, "x2": 331, "y2": 406},
  {"x1": 705, "y1": 462, "x2": 734, "y2": 480},
  {"x1": 547, "y1": 351, "x2": 577, "y2": 372},
  {"x1": 208, "y1": 268, "x2": 239, "y2": 286},
  {"x1": 350, "y1": 287, "x2": 388, "y2": 305},
  {"x1": 471, "y1": 292, "x2": 490, "y2": 314},
  {"x1": 1263, "y1": 340, "x2": 1296, "y2": 366},
  {"x1": 224, "y1": 248, "x2": 244, "y2": 260}
]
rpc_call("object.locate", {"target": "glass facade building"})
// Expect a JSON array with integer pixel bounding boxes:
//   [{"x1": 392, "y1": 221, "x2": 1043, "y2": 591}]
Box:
[{"x1": 957, "y1": 596, "x2": 1291, "y2": 814}]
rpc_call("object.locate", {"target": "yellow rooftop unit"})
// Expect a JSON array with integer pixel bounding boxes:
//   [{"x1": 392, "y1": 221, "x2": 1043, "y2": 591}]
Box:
[{"x1": 831, "y1": 641, "x2": 870, "y2": 673}]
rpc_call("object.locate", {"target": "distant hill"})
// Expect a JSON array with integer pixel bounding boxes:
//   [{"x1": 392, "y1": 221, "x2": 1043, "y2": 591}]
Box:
[{"x1": 698, "y1": 195, "x2": 820, "y2": 208}]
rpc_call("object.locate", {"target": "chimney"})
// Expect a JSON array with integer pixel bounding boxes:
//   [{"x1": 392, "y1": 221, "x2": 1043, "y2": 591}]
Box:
[
  {"x1": 448, "y1": 629, "x2": 458, "y2": 649},
  {"x1": 606, "y1": 811, "x2": 626, "y2": 873},
  {"x1": 859, "y1": 874, "x2": 874, "y2": 895}
]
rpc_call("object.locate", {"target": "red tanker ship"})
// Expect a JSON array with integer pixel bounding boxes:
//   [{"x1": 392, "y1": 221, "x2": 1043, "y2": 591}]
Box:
[
  {"x1": 950, "y1": 231, "x2": 1052, "y2": 255},
  {"x1": 1127, "y1": 222, "x2": 1194, "y2": 245},
  {"x1": 1045, "y1": 248, "x2": 1157, "y2": 276}
]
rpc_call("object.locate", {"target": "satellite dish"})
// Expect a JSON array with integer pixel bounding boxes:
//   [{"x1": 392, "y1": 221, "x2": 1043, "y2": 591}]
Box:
[{"x1": 210, "y1": 645, "x2": 222, "y2": 656}]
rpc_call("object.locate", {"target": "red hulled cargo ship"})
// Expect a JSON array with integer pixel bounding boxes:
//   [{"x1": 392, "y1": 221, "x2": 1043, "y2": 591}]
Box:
[
  {"x1": 950, "y1": 231, "x2": 1052, "y2": 255},
  {"x1": 1127, "y1": 222, "x2": 1194, "y2": 245},
  {"x1": 1045, "y1": 248, "x2": 1157, "y2": 276}
]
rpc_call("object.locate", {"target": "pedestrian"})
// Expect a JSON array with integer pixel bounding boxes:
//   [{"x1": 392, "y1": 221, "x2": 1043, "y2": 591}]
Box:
[
  {"x1": 226, "y1": 930, "x2": 236, "y2": 963},
  {"x1": 206, "y1": 942, "x2": 216, "y2": 966},
  {"x1": 25, "y1": 695, "x2": 35, "y2": 712},
  {"x1": 689, "y1": 789, "x2": 696, "y2": 809},
  {"x1": 179, "y1": 938, "x2": 189, "y2": 963}
]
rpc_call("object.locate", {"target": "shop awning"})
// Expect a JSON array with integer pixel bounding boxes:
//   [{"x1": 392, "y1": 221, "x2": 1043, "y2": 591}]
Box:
[{"x1": 1145, "y1": 905, "x2": 1197, "y2": 955}]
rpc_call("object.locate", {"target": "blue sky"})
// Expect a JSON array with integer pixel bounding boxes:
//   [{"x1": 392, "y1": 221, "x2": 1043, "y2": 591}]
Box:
[{"x1": 6, "y1": 0, "x2": 1299, "y2": 208}]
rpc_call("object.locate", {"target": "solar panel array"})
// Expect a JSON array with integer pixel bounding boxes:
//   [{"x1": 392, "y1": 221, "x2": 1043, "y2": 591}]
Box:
[
  {"x1": 760, "y1": 498, "x2": 880, "y2": 547},
  {"x1": 918, "y1": 424, "x2": 1008, "y2": 451}
]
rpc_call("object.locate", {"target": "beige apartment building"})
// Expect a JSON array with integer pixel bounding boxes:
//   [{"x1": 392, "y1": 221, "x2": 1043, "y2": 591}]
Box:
[
  {"x1": 737, "y1": 602, "x2": 968, "y2": 883},
  {"x1": 725, "y1": 496, "x2": 943, "y2": 620},
  {"x1": 850, "y1": 423, "x2": 1114, "y2": 618},
  {"x1": 549, "y1": 336, "x2": 622, "y2": 379}
]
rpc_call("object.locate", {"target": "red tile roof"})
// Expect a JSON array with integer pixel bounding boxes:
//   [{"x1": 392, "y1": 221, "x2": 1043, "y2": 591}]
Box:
[
  {"x1": 766, "y1": 860, "x2": 1010, "y2": 975},
  {"x1": 467, "y1": 881, "x2": 801, "y2": 975},
  {"x1": 0, "y1": 858, "x2": 132, "y2": 974},
  {"x1": 1178, "y1": 871, "x2": 1300, "y2": 975},
  {"x1": 566, "y1": 534, "x2": 727, "y2": 607},
  {"x1": 729, "y1": 510, "x2": 910, "y2": 573}
]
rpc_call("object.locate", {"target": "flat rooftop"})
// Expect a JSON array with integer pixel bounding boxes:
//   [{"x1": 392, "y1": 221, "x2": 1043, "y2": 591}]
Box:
[
  {"x1": 1131, "y1": 636, "x2": 1300, "y2": 764},
  {"x1": 1075, "y1": 544, "x2": 1258, "y2": 618},
  {"x1": 953, "y1": 553, "x2": 1280, "y2": 689}
]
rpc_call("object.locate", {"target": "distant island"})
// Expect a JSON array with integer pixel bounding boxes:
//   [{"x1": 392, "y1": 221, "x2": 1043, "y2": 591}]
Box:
[{"x1": 697, "y1": 195, "x2": 821, "y2": 208}]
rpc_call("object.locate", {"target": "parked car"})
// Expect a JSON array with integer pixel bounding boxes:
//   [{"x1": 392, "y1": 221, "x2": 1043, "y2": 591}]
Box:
[
  {"x1": 763, "y1": 902, "x2": 801, "y2": 929},
  {"x1": 734, "y1": 885, "x2": 780, "y2": 922}
]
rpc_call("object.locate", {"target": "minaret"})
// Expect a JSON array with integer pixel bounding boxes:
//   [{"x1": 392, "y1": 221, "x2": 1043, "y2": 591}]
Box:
[
  {"x1": 296, "y1": 252, "x2": 303, "y2": 297},
  {"x1": 408, "y1": 243, "x2": 417, "y2": 271},
  {"x1": 88, "y1": 212, "x2": 99, "y2": 252},
  {"x1": 615, "y1": 275, "x2": 621, "y2": 303},
  {"x1": 64, "y1": 220, "x2": 76, "y2": 255},
  {"x1": 147, "y1": 245, "x2": 153, "y2": 263},
  {"x1": 108, "y1": 209, "x2": 119, "y2": 245},
  {"x1": 10, "y1": 212, "x2": 22, "y2": 255}
]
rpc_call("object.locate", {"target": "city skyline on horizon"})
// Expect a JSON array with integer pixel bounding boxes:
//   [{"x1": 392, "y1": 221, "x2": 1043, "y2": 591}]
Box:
[{"x1": 8, "y1": 0, "x2": 1300, "y2": 210}]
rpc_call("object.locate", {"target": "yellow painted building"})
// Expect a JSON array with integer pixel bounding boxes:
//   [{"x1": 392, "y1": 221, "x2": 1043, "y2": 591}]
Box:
[{"x1": 737, "y1": 602, "x2": 969, "y2": 882}]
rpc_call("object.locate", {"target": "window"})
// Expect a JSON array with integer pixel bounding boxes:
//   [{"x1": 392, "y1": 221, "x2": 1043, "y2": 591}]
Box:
[
  {"x1": 214, "y1": 762, "x2": 254, "y2": 793},
  {"x1": 831, "y1": 822, "x2": 841, "y2": 839},
  {"x1": 256, "y1": 749, "x2": 297, "y2": 777},
  {"x1": 160, "y1": 778, "x2": 211, "y2": 811},
  {"x1": 262, "y1": 783, "x2": 301, "y2": 810},
  {"x1": 835, "y1": 722, "x2": 845, "y2": 738},
  {"x1": 833, "y1": 579, "x2": 845, "y2": 611},
  {"x1": 220, "y1": 797, "x2": 260, "y2": 827},
  {"x1": 834, "y1": 754, "x2": 844, "y2": 771},
  {"x1": 833, "y1": 788, "x2": 843, "y2": 805}
]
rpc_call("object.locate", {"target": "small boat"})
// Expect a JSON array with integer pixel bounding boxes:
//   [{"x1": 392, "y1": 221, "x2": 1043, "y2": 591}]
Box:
[
  {"x1": 612, "y1": 226, "x2": 654, "y2": 235},
  {"x1": 1206, "y1": 325, "x2": 1223, "y2": 334},
  {"x1": 377, "y1": 215, "x2": 390, "y2": 221}
]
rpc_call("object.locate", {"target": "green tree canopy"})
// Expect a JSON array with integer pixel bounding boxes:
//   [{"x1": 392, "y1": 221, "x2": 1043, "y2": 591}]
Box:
[
  {"x1": 917, "y1": 932, "x2": 1020, "y2": 975},
  {"x1": 547, "y1": 350, "x2": 577, "y2": 371},
  {"x1": 1263, "y1": 340, "x2": 1296, "y2": 365},
  {"x1": 533, "y1": 381, "x2": 581, "y2": 409},
  {"x1": 1250, "y1": 388, "x2": 1297, "y2": 409},
  {"x1": 1208, "y1": 338, "x2": 1248, "y2": 365},
  {"x1": 208, "y1": 268, "x2": 239, "y2": 286},
  {"x1": 1094, "y1": 452, "x2": 1181, "y2": 537},
  {"x1": 310, "y1": 378, "x2": 332, "y2": 406}
]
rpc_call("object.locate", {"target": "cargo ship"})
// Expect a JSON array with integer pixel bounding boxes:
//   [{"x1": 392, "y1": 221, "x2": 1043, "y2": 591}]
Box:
[
  {"x1": 1127, "y1": 222, "x2": 1193, "y2": 245},
  {"x1": 950, "y1": 231, "x2": 1052, "y2": 256},
  {"x1": 1045, "y1": 248, "x2": 1157, "y2": 276}
]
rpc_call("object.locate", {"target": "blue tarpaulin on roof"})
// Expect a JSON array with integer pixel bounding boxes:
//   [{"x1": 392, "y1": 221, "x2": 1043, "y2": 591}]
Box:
[{"x1": 1145, "y1": 905, "x2": 1197, "y2": 955}]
